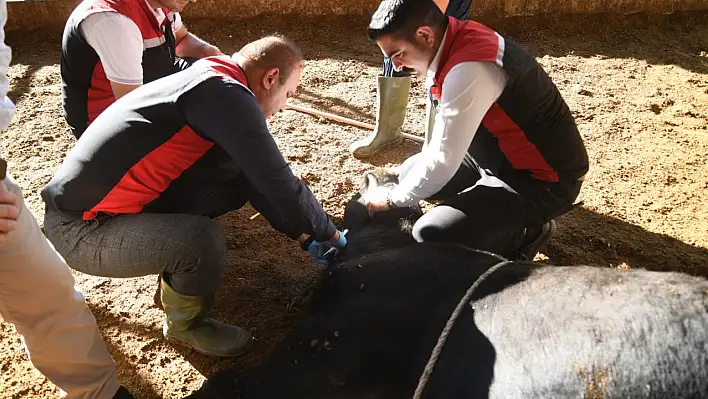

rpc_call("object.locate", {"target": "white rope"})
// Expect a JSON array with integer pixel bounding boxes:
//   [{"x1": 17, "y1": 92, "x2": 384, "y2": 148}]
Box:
[{"x1": 412, "y1": 249, "x2": 512, "y2": 399}]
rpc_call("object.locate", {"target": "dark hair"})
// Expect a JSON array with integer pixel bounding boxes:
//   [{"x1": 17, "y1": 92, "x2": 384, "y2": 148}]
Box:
[
  {"x1": 239, "y1": 35, "x2": 304, "y2": 84},
  {"x1": 367, "y1": 0, "x2": 447, "y2": 42}
]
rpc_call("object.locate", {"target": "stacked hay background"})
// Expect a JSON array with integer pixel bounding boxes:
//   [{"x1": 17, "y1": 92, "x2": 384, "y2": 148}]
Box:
[{"x1": 5, "y1": 0, "x2": 708, "y2": 31}]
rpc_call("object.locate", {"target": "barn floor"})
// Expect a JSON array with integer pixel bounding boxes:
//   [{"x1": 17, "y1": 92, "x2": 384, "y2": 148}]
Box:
[{"x1": 1, "y1": 11, "x2": 707, "y2": 399}]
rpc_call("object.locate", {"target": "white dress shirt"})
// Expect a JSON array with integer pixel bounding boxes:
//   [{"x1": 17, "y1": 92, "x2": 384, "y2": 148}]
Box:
[{"x1": 388, "y1": 32, "x2": 508, "y2": 207}]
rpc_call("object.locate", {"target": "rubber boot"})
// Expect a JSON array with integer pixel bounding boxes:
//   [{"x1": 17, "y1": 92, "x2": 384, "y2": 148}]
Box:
[
  {"x1": 349, "y1": 75, "x2": 412, "y2": 158},
  {"x1": 161, "y1": 278, "x2": 253, "y2": 358}
]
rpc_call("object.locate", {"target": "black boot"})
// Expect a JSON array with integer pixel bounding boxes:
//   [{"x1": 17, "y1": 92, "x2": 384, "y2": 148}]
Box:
[{"x1": 518, "y1": 220, "x2": 557, "y2": 261}]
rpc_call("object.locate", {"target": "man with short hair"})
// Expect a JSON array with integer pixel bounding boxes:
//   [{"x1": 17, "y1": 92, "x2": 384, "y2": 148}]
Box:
[
  {"x1": 62, "y1": 0, "x2": 222, "y2": 138},
  {"x1": 43, "y1": 35, "x2": 346, "y2": 358},
  {"x1": 0, "y1": 0, "x2": 133, "y2": 397},
  {"x1": 362, "y1": 0, "x2": 589, "y2": 261},
  {"x1": 348, "y1": 0, "x2": 472, "y2": 157}
]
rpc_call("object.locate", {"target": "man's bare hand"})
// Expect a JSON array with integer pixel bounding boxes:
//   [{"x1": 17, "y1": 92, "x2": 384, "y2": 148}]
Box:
[{"x1": 0, "y1": 180, "x2": 20, "y2": 245}]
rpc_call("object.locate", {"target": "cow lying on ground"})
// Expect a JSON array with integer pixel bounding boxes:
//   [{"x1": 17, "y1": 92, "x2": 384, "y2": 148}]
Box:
[{"x1": 186, "y1": 171, "x2": 708, "y2": 399}]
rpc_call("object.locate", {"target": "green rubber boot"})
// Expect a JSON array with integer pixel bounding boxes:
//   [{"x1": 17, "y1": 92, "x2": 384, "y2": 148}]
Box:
[
  {"x1": 349, "y1": 75, "x2": 412, "y2": 158},
  {"x1": 161, "y1": 278, "x2": 252, "y2": 358}
]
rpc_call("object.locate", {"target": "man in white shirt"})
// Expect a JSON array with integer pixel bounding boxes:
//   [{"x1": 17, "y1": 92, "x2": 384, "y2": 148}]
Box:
[
  {"x1": 362, "y1": 0, "x2": 589, "y2": 261},
  {"x1": 0, "y1": 1, "x2": 133, "y2": 397},
  {"x1": 61, "y1": 0, "x2": 222, "y2": 138}
]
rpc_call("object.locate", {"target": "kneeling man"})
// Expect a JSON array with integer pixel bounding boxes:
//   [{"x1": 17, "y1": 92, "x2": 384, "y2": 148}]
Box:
[{"x1": 43, "y1": 36, "x2": 346, "y2": 358}]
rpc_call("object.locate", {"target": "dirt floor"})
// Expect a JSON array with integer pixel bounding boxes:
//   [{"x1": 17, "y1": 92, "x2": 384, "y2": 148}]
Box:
[{"x1": 0, "y1": 10, "x2": 707, "y2": 399}]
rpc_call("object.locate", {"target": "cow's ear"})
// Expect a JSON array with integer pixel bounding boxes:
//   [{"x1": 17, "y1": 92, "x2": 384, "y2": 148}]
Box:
[
  {"x1": 364, "y1": 172, "x2": 379, "y2": 190},
  {"x1": 343, "y1": 199, "x2": 370, "y2": 231}
]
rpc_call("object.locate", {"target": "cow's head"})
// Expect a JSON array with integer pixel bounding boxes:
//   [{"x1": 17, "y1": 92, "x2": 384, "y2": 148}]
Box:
[
  {"x1": 339, "y1": 169, "x2": 422, "y2": 257},
  {"x1": 186, "y1": 170, "x2": 517, "y2": 399}
]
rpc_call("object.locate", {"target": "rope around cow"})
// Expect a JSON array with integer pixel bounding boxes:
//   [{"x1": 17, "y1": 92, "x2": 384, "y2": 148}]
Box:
[{"x1": 412, "y1": 249, "x2": 513, "y2": 399}]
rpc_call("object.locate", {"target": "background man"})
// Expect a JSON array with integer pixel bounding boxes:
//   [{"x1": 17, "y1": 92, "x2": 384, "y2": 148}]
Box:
[{"x1": 61, "y1": 0, "x2": 222, "y2": 138}]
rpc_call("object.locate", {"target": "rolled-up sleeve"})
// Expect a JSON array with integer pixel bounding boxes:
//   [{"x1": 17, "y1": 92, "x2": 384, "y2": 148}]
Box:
[{"x1": 389, "y1": 61, "x2": 507, "y2": 207}]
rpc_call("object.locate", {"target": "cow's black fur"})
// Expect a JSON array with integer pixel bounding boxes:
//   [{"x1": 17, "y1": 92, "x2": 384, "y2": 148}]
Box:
[{"x1": 187, "y1": 171, "x2": 708, "y2": 399}]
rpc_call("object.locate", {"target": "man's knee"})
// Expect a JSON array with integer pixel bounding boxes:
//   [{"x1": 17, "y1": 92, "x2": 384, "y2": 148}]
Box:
[
  {"x1": 182, "y1": 218, "x2": 228, "y2": 273},
  {"x1": 411, "y1": 221, "x2": 440, "y2": 243},
  {"x1": 411, "y1": 206, "x2": 459, "y2": 243},
  {"x1": 168, "y1": 218, "x2": 228, "y2": 295}
]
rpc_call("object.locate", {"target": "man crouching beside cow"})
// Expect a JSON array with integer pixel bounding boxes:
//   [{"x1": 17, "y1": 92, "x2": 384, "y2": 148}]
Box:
[
  {"x1": 42, "y1": 35, "x2": 347, "y2": 358},
  {"x1": 362, "y1": 0, "x2": 588, "y2": 262}
]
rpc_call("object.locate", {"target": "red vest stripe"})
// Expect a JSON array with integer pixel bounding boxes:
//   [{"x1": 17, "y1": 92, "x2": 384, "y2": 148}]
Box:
[
  {"x1": 432, "y1": 17, "x2": 560, "y2": 183},
  {"x1": 83, "y1": 126, "x2": 214, "y2": 220},
  {"x1": 482, "y1": 104, "x2": 560, "y2": 182},
  {"x1": 201, "y1": 56, "x2": 253, "y2": 95},
  {"x1": 81, "y1": 56, "x2": 251, "y2": 220},
  {"x1": 87, "y1": 62, "x2": 114, "y2": 124},
  {"x1": 79, "y1": 0, "x2": 173, "y2": 125},
  {"x1": 431, "y1": 17, "x2": 501, "y2": 100},
  {"x1": 84, "y1": 0, "x2": 167, "y2": 40}
]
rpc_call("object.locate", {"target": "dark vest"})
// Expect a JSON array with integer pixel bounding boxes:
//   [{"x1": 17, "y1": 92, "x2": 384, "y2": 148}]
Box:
[
  {"x1": 60, "y1": 0, "x2": 179, "y2": 139},
  {"x1": 44, "y1": 56, "x2": 253, "y2": 221},
  {"x1": 431, "y1": 17, "x2": 589, "y2": 186}
]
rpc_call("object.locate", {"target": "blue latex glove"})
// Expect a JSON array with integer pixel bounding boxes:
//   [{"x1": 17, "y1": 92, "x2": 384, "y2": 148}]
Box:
[{"x1": 307, "y1": 230, "x2": 348, "y2": 267}]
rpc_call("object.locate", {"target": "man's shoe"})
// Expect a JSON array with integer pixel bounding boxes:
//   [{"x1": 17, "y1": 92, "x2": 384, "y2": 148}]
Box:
[
  {"x1": 518, "y1": 220, "x2": 557, "y2": 261},
  {"x1": 160, "y1": 278, "x2": 252, "y2": 358},
  {"x1": 349, "y1": 75, "x2": 411, "y2": 158}
]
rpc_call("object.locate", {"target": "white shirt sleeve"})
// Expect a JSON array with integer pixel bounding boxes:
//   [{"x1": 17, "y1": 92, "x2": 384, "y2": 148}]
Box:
[
  {"x1": 389, "y1": 61, "x2": 508, "y2": 207},
  {"x1": 80, "y1": 12, "x2": 144, "y2": 85},
  {"x1": 171, "y1": 12, "x2": 183, "y2": 32},
  {"x1": 0, "y1": 0, "x2": 16, "y2": 139}
]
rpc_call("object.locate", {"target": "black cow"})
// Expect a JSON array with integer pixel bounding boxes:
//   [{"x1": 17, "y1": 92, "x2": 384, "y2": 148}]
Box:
[{"x1": 187, "y1": 171, "x2": 708, "y2": 399}]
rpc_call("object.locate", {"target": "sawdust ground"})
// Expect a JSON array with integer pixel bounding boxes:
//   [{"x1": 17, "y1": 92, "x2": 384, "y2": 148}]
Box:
[{"x1": 1, "y1": 11, "x2": 707, "y2": 399}]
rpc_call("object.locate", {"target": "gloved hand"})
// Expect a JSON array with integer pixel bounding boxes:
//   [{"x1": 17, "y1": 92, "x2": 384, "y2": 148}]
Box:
[{"x1": 305, "y1": 230, "x2": 348, "y2": 268}]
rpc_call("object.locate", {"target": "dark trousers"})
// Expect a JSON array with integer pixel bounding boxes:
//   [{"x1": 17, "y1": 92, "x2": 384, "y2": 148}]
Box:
[
  {"x1": 383, "y1": 0, "x2": 474, "y2": 77},
  {"x1": 44, "y1": 174, "x2": 291, "y2": 297},
  {"x1": 410, "y1": 159, "x2": 582, "y2": 257}
]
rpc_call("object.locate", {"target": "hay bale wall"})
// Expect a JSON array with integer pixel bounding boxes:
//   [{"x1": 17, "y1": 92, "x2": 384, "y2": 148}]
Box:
[{"x1": 5, "y1": 0, "x2": 708, "y2": 31}]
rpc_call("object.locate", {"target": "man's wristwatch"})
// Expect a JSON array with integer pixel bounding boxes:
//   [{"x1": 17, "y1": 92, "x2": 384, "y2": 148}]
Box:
[{"x1": 0, "y1": 157, "x2": 6, "y2": 180}]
